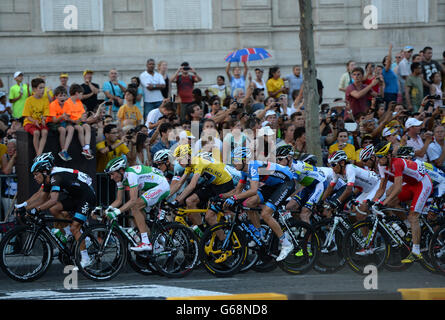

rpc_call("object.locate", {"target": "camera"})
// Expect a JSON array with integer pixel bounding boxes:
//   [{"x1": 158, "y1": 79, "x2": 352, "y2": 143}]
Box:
[
  {"x1": 233, "y1": 99, "x2": 244, "y2": 109},
  {"x1": 330, "y1": 112, "x2": 338, "y2": 123},
  {"x1": 428, "y1": 95, "x2": 441, "y2": 100}
]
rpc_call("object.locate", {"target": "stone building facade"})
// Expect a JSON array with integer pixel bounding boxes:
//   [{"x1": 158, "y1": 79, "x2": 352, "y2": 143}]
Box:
[{"x1": 0, "y1": 0, "x2": 444, "y2": 102}]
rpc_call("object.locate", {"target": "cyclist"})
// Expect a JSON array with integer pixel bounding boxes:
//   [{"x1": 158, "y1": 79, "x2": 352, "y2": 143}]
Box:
[
  {"x1": 322, "y1": 150, "x2": 381, "y2": 221},
  {"x1": 275, "y1": 145, "x2": 328, "y2": 226},
  {"x1": 170, "y1": 144, "x2": 235, "y2": 236},
  {"x1": 224, "y1": 146, "x2": 296, "y2": 261},
  {"x1": 373, "y1": 142, "x2": 433, "y2": 263},
  {"x1": 105, "y1": 155, "x2": 170, "y2": 252},
  {"x1": 27, "y1": 152, "x2": 95, "y2": 267}
]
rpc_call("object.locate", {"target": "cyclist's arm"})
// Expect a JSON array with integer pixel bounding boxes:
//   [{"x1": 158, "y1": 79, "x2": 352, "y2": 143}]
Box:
[
  {"x1": 234, "y1": 180, "x2": 259, "y2": 200},
  {"x1": 373, "y1": 176, "x2": 388, "y2": 202},
  {"x1": 23, "y1": 188, "x2": 50, "y2": 210},
  {"x1": 37, "y1": 191, "x2": 60, "y2": 211},
  {"x1": 337, "y1": 185, "x2": 353, "y2": 204},
  {"x1": 176, "y1": 172, "x2": 200, "y2": 204},
  {"x1": 117, "y1": 187, "x2": 139, "y2": 213},
  {"x1": 110, "y1": 188, "x2": 125, "y2": 208},
  {"x1": 321, "y1": 183, "x2": 334, "y2": 202},
  {"x1": 169, "y1": 172, "x2": 189, "y2": 196},
  {"x1": 382, "y1": 176, "x2": 402, "y2": 207}
]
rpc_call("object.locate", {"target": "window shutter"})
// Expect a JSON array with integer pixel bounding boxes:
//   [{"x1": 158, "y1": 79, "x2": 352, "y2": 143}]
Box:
[
  {"x1": 153, "y1": 0, "x2": 212, "y2": 30},
  {"x1": 40, "y1": 0, "x2": 104, "y2": 32},
  {"x1": 372, "y1": 0, "x2": 428, "y2": 24}
]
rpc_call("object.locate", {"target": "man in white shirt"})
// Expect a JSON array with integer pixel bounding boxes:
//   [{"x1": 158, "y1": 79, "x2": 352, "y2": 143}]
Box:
[
  {"x1": 140, "y1": 58, "x2": 166, "y2": 120},
  {"x1": 427, "y1": 125, "x2": 445, "y2": 169},
  {"x1": 405, "y1": 117, "x2": 432, "y2": 162},
  {"x1": 398, "y1": 46, "x2": 414, "y2": 102}
]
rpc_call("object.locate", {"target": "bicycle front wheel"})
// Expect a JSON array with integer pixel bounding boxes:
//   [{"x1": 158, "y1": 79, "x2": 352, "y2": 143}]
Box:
[
  {"x1": 0, "y1": 226, "x2": 53, "y2": 282},
  {"x1": 429, "y1": 224, "x2": 445, "y2": 276},
  {"x1": 151, "y1": 223, "x2": 199, "y2": 278},
  {"x1": 342, "y1": 220, "x2": 390, "y2": 275},
  {"x1": 199, "y1": 223, "x2": 248, "y2": 277},
  {"x1": 74, "y1": 224, "x2": 127, "y2": 281}
]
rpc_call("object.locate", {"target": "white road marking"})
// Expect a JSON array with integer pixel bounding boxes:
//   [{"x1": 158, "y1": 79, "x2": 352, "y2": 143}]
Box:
[{"x1": 0, "y1": 284, "x2": 226, "y2": 300}]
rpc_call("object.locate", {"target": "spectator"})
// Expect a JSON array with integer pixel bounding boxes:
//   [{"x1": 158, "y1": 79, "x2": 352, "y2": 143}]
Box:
[
  {"x1": 208, "y1": 75, "x2": 231, "y2": 103},
  {"x1": 226, "y1": 62, "x2": 248, "y2": 94},
  {"x1": 266, "y1": 66, "x2": 288, "y2": 99},
  {"x1": 157, "y1": 60, "x2": 171, "y2": 99},
  {"x1": 22, "y1": 78, "x2": 49, "y2": 157},
  {"x1": 63, "y1": 84, "x2": 94, "y2": 160},
  {"x1": 252, "y1": 68, "x2": 267, "y2": 93},
  {"x1": 363, "y1": 63, "x2": 384, "y2": 105},
  {"x1": 128, "y1": 131, "x2": 151, "y2": 166},
  {"x1": 421, "y1": 46, "x2": 444, "y2": 97},
  {"x1": 194, "y1": 119, "x2": 223, "y2": 161},
  {"x1": 430, "y1": 72, "x2": 443, "y2": 109},
  {"x1": 80, "y1": 69, "x2": 100, "y2": 113},
  {"x1": 192, "y1": 88, "x2": 209, "y2": 116},
  {"x1": 382, "y1": 44, "x2": 399, "y2": 106},
  {"x1": 96, "y1": 124, "x2": 130, "y2": 172},
  {"x1": 426, "y1": 125, "x2": 445, "y2": 169},
  {"x1": 283, "y1": 65, "x2": 303, "y2": 105},
  {"x1": 9, "y1": 71, "x2": 31, "y2": 119},
  {"x1": 140, "y1": 58, "x2": 166, "y2": 119},
  {"x1": 103, "y1": 69, "x2": 126, "y2": 118},
  {"x1": 1, "y1": 139, "x2": 17, "y2": 218},
  {"x1": 277, "y1": 123, "x2": 296, "y2": 148},
  {"x1": 346, "y1": 67, "x2": 380, "y2": 117},
  {"x1": 339, "y1": 60, "x2": 356, "y2": 93},
  {"x1": 117, "y1": 87, "x2": 143, "y2": 128},
  {"x1": 205, "y1": 96, "x2": 223, "y2": 119},
  {"x1": 223, "y1": 119, "x2": 248, "y2": 163},
  {"x1": 172, "y1": 62, "x2": 202, "y2": 121},
  {"x1": 405, "y1": 62, "x2": 424, "y2": 112},
  {"x1": 150, "y1": 122, "x2": 175, "y2": 156},
  {"x1": 404, "y1": 117, "x2": 432, "y2": 162},
  {"x1": 249, "y1": 88, "x2": 266, "y2": 113},
  {"x1": 48, "y1": 86, "x2": 74, "y2": 161},
  {"x1": 398, "y1": 46, "x2": 414, "y2": 96},
  {"x1": 128, "y1": 77, "x2": 144, "y2": 116},
  {"x1": 0, "y1": 92, "x2": 12, "y2": 119},
  {"x1": 328, "y1": 129, "x2": 356, "y2": 161},
  {"x1": 294, "y1": 126, "x2": 306, "y2": 154},
  {"x1": 59, "y1": 73, "x2": 70, "y2": 96},
  {"x1": 145, "y1": 99, "x2": 176, "y2": 135},
  {"x1": 186, "y1": 104, "x2": 204, "y2": 124},
  {"x1": 382, "y1": 127, "x2": 401, "y2": 155}
]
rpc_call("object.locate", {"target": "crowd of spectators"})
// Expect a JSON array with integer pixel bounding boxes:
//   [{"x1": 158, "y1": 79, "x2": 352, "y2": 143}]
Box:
[{"x1": 0, "y1": 45, "x2": 443, "y2": 218}]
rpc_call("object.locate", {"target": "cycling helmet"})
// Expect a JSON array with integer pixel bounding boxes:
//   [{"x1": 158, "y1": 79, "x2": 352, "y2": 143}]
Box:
[
  {"x1": 359, "y1": 144, "x2": 375, "y2": 162},
  {"x1": 173, "y1": 144, "x2": 192, "y2": 159},
  {"x1": 276, "y1": 145, "x2": 294, "y2": 158},
  {"x1": 197, "y1": 152, "x2": 213, "y2": 161},
  {"x1": 375, "y1": 142, "x2": 393, "y2": 157},
  {"x1": 231, "y1": 146, "x2": 252, "y2": 162},
  {"x1": 153, "y1": 149, "x2": 172, "y2": 163},
  {"x1": 30, "y1": 159, "x2": 53, "y2": 174},
  {"x1": 396, "y1": 146, "x2": 415, "y2": 159},
  {"x1": 104, "y1": 155, "x2": 127, "y2": 173},
  {"x1": 327, "y1": 150, "x2": 348, "y2": 165},
  {"x1": 33, "y1": 152, "x2": 55, "y2": 167},
  {"x1": 299, "y1": 153, "x2": 318, "y2": 166}
]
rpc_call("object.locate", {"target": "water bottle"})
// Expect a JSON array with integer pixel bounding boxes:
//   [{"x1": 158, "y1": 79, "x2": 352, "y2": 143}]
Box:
[
  {"x1": 192, "y1": 225, "x2": 204, "y2": 238},
  {"x1": 248, "y1": 224, "x2": 260, "y2": 238},
  {"x1": 127, "y1": 228, "x2": 140, "y2": 243},
  {"x1": 391, "y1": 222, "x2": 405, "y2": 237},
  {"x1": 51, "y1": 228, "x2": 67, "y2": 244},
  {"x1": 158, "y1": 209, "x2": 167, "y2": 221}
]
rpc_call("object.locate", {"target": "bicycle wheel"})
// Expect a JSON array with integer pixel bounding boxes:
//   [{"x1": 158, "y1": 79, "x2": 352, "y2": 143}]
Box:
[
  {"x1": 199, "y1": 222, "x2": 248, "y2": 277},
  {"x1": 382, "y1": 218, "x2": 412, "y2": 272},
  {"x1": 428, "y1": 225, "x2": 445, "y2": 276},
  {"x1": 313, "y1": 218, "x2": 346, "y2": 274},
  {"x1": 277, "y1": 219, "x2": 319, "y2": 275},
  {"x1": 127, "y1": 250, "x2": 159, "y2": 276},
  {"x1": 74, "y1": 224, "x2": 127, "y2": 281},
  {"x1": 419, "y1": 225, "x2": 438, "y2": 274},
  {"x1": 150, "y1": 222, "x2": 199, "y2": 278},
  {"x1": 0, "y1": 225, "x2": 53, "y2": 282},
  {"x1": 251, "y1": 224, "x2": 278, "y2": 273},
  {"x1": 342, "y1": 220, "x2": 391, "y2": 275}
]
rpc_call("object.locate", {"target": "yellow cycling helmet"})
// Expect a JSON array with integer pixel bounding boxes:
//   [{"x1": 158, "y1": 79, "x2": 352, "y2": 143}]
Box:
[
  {"x1": 173, "y1": 144, "x2": 192, "y2": 159},
  {"x1": 375, "y1": 142, "x2": 393, "y2": 157}
]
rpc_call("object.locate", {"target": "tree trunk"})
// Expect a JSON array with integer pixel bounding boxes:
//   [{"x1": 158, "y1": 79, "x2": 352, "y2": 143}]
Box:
[{"x1": 298, "y1": 0, "x2": 322, "y2": 166}]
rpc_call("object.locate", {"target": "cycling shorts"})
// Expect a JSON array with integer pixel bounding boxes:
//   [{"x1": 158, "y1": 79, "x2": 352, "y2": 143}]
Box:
[
  {"x1": 194, "y1": 180, "x2": 234, "y2": 206},
  {"x1": 292, "y1": 180, "x2": 328, "y2": 210},
  {"x1": 258, "y1": 180, "x2": 296, "y2": 211},
  {"x1": 355, "y1": 179, "x2": 380, "y2": 203},
  {"x1": 140, "y1": 179, "x2": 170, "y2": 209},
  {"x1": 398, "y1": 175, "x2": 433, "y2": 214},
  {"x1": 59, "y1": 189, "x2": 96, "y2": 224}
]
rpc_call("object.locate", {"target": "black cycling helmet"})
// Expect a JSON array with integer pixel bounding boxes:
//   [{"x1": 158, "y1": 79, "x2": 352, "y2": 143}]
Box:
[
  {"x1": 396, "y1": 146, "x2": 415, "y2": 159},
  {"x1": 276, "y1": 144, "x2": 294, "y2": 158},
  {"x1": 375, "y1": 141, "x2": 393, "y2": 157},
  {"x1": 299, "y1": 153, "x2": 318, "y2": 166}
]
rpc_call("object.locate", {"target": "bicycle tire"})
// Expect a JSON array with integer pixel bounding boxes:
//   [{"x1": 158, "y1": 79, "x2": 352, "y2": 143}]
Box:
[
  {"x1": 198, "y1": 222, "x2": 248, "y2": 277},
  {"x1": 150, "y1": 222, "x2": 199, "y2": 278},
  {"x1": 74, "y1": 224, "x2": 127, "y2": 281},
  {"x1": 382, "y1": 217, "x2": 412, "y2": 272},
  {"x1": 313, "y1": 218, "x2": 346, "y2": 274},
  {"x1": 0, "y1": 225, "x2": 53, "y2": 282},
  {"x1": 419, "y1": 224, "x2": 439, "y2": 274},
  {"x1": 342, "y1": 220, "x2": 391, "y2": 275},
  {"x1": 428, "y1": 224, "x2": 445, "y2": 276},
  {"x1": 127, "y1": 250, "x2": 159, "y2": 276},
  {"x1": 277, "y1": 219, "x2": 319, "y2": 275}
]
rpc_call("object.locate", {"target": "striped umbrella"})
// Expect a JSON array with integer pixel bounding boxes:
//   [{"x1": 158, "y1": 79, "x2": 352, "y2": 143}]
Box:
[{"x1": 224, "y1": 48, "x2": 272, "y2": 63}]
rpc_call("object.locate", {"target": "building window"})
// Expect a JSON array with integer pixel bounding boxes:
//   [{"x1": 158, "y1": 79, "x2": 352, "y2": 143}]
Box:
[
  {"x1": 152, "y1": 0, "x2": 212, "y2": 30},
  {"x1": 40, "y1": 0, "x2": 104, "y2": 32},
  {"x1": 371, "y1": 0, "x2": 428, "y2": 24}
]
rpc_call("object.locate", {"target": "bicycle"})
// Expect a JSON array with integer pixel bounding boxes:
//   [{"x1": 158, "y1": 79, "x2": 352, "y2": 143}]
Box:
[
  {"x1": 198, "y1": 203, "x2": 319, "y2": 277},
  {"x1": 0, "y1": 209, "x2": 83, "y2": 282},
  {"x1": 428, "y1": 217, "x2": 445, "y2": 276},
  {"x1": 74, "y1": 203, "x2": 199, "y2": 281}
]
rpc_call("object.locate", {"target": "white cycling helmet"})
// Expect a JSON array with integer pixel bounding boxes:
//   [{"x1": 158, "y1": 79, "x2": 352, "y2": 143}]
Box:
[
  {"x1": 359, "y1": 144, "x2": 375, "y2": 162},
  {"x1": 327, "y1": 150, "x2": 348, "y2": 165},
  {"x1": 231, "y1": 147, "x2": 252, "y2": 162},
  {"x1": 153, "y1": 149, "x2": 172, "y2": 163}
]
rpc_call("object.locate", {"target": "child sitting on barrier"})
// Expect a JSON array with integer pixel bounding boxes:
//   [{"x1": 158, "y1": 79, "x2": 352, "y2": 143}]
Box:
[
  {"x1": 48, "y1": 86, "x2": 75, "y2": 161},
  {"x1": 63, "y1": 84, "x2": 94, "y2": 160},
  {"x1": 22, "y1": 78, "x2": 50, "y2": 157}
]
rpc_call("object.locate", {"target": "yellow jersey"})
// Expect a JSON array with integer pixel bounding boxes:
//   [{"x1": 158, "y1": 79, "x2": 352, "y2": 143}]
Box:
[{"x1": 185, "y1": 157, "x2": 233, "y2": 185}]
